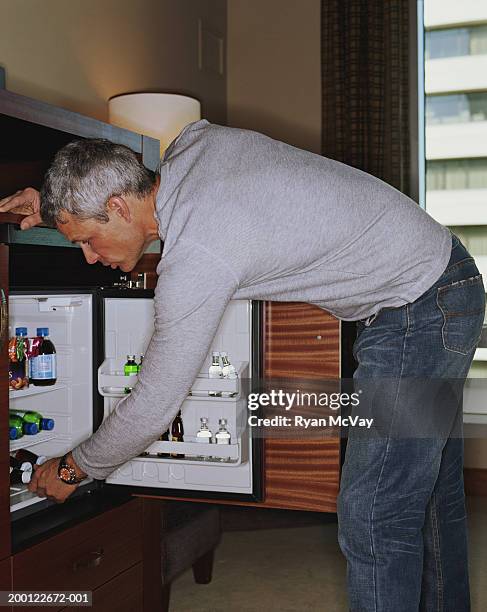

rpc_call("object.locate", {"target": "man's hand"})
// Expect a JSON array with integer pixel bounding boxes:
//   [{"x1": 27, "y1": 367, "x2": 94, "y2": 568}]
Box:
[
  {"x1": 28, "y1": 452, "x2": 86, "y2": 503},
  {"x1": 0, "y1": 187, "x2": 43, "y2": 229}
]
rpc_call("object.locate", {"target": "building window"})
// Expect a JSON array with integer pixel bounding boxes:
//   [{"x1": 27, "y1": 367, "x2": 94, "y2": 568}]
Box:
[
  {"x1": 427, "y1": 158, "x2": 487, "y2": 190},
  {"x1": 426, "y1": 92, "x2": 487, "y2": 124},
  {"x1": 425, "y1": 24, "x2": 487, "y2": 59}
]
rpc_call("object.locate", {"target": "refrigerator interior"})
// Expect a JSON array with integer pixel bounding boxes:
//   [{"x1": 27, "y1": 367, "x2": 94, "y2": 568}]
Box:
[
  {"x1": 9, "y1": 293, "x2": 93, "y2": 514},
  {"x1": 101, "y1": 297, "x2": 255, "y2": 494}
]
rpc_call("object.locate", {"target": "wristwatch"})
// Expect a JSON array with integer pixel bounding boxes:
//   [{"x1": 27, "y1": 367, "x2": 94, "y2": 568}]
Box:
[{"x1": 57, "y1": 453, "x2": 86, "y2": 485}]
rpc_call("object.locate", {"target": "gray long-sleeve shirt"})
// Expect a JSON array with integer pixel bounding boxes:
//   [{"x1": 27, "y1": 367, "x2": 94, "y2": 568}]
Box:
[{"x1": 72, "y1": 119, "x2": 451, "y2": 479}]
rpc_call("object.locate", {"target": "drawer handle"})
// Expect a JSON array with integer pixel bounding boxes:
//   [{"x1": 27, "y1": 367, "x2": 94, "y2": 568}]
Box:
[{"x1": 72, "y1": 549, "x2": 104, "y2": 571}]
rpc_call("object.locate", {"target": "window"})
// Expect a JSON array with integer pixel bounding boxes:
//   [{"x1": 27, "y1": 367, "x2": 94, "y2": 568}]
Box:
[
  {"x1": 427, "y1": 158, "x2": 487, "y2": 190},
  {"x1": 425, "y1": 24, "x2": 487, "y2": 59},
  {"x1": 426, "y1": 92, "x2": 487, "y2": 124}
]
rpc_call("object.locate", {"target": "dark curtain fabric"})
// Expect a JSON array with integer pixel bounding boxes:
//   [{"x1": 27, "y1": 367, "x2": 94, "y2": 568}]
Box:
[{"x1": 321, "y1": 0, "x2": 411, "y2": 196}]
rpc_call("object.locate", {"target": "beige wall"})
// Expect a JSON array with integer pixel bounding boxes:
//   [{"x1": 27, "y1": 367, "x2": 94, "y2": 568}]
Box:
[
  {"x1": 227, "y1": 0, "x2": 321, "y2": 153},
  {"x1": 0, "y1": 0, "x2": 226, "y2": 124}
]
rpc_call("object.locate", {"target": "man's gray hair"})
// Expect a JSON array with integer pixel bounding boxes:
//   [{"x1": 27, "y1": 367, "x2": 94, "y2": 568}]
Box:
[{"x1": 40, "y1": 139, "x2": 157, "y2": 226}]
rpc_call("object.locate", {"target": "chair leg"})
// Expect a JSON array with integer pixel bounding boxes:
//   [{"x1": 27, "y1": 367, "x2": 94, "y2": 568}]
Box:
[
  {"x1": 161, "y1": 583, "x2": 171, "y2": 612},
  {"x1": 192, "y1": 549, "x2": 215, "y2": 584}
]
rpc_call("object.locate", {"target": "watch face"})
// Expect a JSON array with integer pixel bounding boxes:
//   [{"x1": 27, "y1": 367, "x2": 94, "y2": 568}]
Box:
[{"x1": 59, "y1": 466, "x2": 73, "y2": 482}]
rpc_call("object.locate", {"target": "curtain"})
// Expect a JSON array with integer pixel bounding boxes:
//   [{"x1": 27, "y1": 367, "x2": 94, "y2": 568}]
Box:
[{"x1": 321, "y1": 0, "x2": 411, "y2": 195}]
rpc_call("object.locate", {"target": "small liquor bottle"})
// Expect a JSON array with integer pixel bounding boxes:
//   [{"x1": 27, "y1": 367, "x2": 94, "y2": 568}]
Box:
[
  {"x1": 124, "y1": 355, "x2": 138, "y2": 393},
  {"x1": 215, "y1": 418, "x2": 231, "y2": 444},
  {"x1": 220, "y1": 352, "x2": 237, "y2": 379},
  {"x1": 137, "y1": 355, "x2": 144, "y2": 373},
  {"x1": 170, "y1": 411, "x2": 185, "y2": 458},
  {"x1": 157, "y1": 429, "x2": 170, "y2": 458},
  {"x1": 208, "y1": 351, "x2": 223, "y2": 378},
  {"x1": 215, "y1": 418, "x2": 231, "y2": 462},
  {"x1": 124, "y1": 355, "x2": 138, "y2": 376},
  {"x1": 196, "y1": 417, "x2": 212, "y2": 443}
]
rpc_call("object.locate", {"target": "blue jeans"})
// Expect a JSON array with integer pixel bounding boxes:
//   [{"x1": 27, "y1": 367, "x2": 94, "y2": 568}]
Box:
[{"x1": 337, "y1": 232, "x2": 486, "y2": 611}]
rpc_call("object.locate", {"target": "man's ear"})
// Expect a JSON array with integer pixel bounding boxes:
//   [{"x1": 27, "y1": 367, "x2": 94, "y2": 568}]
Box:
[{"x1": 107, "y1": 196, "x2": 131, "y2": 222}]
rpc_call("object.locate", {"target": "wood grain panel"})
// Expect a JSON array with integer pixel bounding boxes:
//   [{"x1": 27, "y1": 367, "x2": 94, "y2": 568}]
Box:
[
  {"x1": 264, "y1": 302, "x2": 340, "y2": 379},
  {"x1": 261, "y1": 302, "x2": 340, "y2": 512},
  {"x1": 464, "y1": 468, "x2": 487, "y2": 497},
  {"x1": 0, "y1": 244, "x2": 10, "y2": 560}
]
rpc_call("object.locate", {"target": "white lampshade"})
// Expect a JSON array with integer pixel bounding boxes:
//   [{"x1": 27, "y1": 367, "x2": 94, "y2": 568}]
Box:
[{"x1": 108, "y1": 93, "x2": 201, "y2": 153}]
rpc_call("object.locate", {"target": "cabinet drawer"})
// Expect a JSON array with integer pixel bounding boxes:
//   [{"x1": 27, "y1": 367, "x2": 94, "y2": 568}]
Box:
[
  {"x1": 0, "y1": 557, "x2": 11, "y2": 591},
  {"x1": 13, "y1": 499, "x2": 142, "y2": 599},
  {"x1": 60, "y1": 563, "x2": 143, "y2": 612}
]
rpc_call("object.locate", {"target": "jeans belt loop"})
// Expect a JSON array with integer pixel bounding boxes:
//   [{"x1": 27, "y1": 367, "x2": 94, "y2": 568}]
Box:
[{"x1": 363, "y1": 312, "x2": 379, "y2": 327}]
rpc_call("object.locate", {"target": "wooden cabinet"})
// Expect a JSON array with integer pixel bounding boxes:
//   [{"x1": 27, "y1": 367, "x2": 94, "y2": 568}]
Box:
[
  {"x1": 0, "y1": 556, "x2": 11, "y2": 590},
  {"x1": 13, "y1": 500, "x2": 142, "y2": 596},
  {"x1": 59, "y1": 563, "x2": 143, "y2": 612},
  {"x1": 0, "y1": 557, "x2": 11, "y2": 612},
  {"x1": 0, "y1": 244, "x2": 9, "y2": 561},
  {"x1": 10, "y1": 498, "x2": 160, "y2": 612}
]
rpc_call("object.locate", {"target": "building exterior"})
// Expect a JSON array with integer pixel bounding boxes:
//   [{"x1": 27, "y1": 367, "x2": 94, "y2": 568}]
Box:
[{"x1": 424, "y1": 0, "x2": 487, "y2": 378}]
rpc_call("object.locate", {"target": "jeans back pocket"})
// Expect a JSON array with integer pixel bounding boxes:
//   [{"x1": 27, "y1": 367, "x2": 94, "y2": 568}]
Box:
[{"x1": 436, "y1": 274, "x2": 486, "y2": 355}]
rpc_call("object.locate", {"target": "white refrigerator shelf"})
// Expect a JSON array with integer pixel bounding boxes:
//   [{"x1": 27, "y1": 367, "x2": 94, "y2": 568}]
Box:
[
  {"x1": 144, "y1": 439, "x2": 240, "y2": 461},
  {"x1": 9, "y1": 383, "x2": 66, "y2": 400},
  {"x1": 9, "y1": 430, "x2": 59, "y2": 452},
  {"x1": 98, "y1": 358, "x2": 249, "y2": 398}
]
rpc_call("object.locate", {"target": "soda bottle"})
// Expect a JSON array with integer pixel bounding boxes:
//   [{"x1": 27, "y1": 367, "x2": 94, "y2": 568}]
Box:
[
  {"x1": 10, "y1": 465, "x2": 33, "y2": 485},
  {"x1": 30, "y1": 328, "x2": 57, "y2": 386},
  {"x1": 13, "y1": 449, "x2": 47, "y2": 466},
  {"x1": 10, "y1": 456, "x2": 32, "y2": 472},
  {"x1": 8, "y1": 414, "x2": 38, "y2": 439},
  {"x1": 8, "y1": 327, "x2": 29, "y2": 390},
  {"x1": 170, "y1": 411, "x2": 184, "y2": 458},
  {"x1": 12, "y1": 411, "x2": 55, "y2": 432}
]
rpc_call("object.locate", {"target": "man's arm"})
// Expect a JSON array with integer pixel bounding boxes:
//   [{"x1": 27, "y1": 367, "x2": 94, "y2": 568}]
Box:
[{"x1": 71, "y1": 239, "x2": 239, "y2": 479}]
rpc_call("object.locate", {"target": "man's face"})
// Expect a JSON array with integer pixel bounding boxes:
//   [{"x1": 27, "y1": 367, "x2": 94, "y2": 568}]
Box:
[{"x1": 57, "y1": 208, "x2": 146, "y2": 272}]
